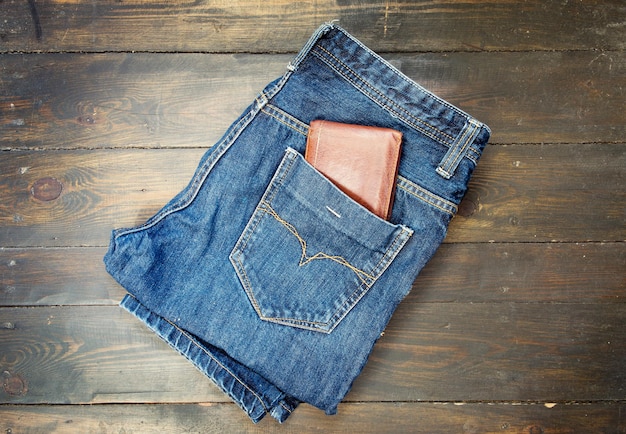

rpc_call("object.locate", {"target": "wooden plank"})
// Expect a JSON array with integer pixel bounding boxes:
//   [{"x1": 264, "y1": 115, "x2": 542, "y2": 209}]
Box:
[
  {"x1": 354, "y1": 302, "x2": 626, "y2": 402},
  {"x1": 1, "y1": 402, "x2": 624, "y2": 433},
  {"x1": 0, "y1": 247, "x2": 124, "y2": 306},
  {"x1": 2, "y1": 51, "x2": 624, "y2": 147},
  {"x1": 0, "y1": 306, "x2": 229, "y2": 404},
  {"x1": 0, "y1": 304, "x2": 624, "y2": 404},
  {"x1": 0, "y1": 149, "x2": 203, "y2": 248},
  {"x1": 409, "y1": 242, "x2": 626, "y2": 303},
  {"x1": 449, "y1": 143, "x2": 626, "y2": 243},
  {"x1": 1, "y1": 144, "x2": 624, "y2": 247},
  {"x1": 1, "y1": 2, "x2": 622, "y2": 431},
  {"x1": 0, "y1": 53, "x2": 283, "y2": 150},
  {"x1": 2, "y1": 1, "x2": 625, "y2": 53},
  {"x1": 400, "y1": 51, "x2": 626, "y2": 145},
  {"x1": 1, "y1": 243, "x2": 624, "y2": 307}
]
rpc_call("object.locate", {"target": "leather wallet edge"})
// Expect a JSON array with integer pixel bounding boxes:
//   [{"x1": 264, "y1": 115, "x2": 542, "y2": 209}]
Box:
[{"x1": 305, "y1": 120, "x2": 403, "y2": 221}]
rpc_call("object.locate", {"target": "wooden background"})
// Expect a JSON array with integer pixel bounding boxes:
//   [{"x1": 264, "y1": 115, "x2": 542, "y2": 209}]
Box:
[{"x1": 1, "y1": 1, "x2": 625, "y2": 432}]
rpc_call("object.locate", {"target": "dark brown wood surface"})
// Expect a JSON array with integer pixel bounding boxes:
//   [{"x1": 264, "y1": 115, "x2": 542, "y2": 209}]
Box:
[
  {"x1": 2, "y1": 51, "x2": 624, "y2": 148},
  {"x1": 2, "y1": 402, "x2": 624, "y2": 433},
  {"x1": 1, "y1": 303, "x2": 624, "y2": 403},
  {"x1": 1, "y1": 1, "x2": 625, "y2": 433},
  {"x1": 2, "y1": 0, "x2": 624, "y2": 53}
]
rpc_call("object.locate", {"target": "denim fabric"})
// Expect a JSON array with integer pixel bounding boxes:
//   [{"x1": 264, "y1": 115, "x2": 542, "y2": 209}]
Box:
[{"x1": 104, "y1": 23, "x2": 490, "y2": 423}]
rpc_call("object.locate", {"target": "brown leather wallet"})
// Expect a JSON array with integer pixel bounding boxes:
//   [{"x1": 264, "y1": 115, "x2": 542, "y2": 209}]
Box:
[{"x1": 305, "y1": 120, "x2": 402, "y2": 220}]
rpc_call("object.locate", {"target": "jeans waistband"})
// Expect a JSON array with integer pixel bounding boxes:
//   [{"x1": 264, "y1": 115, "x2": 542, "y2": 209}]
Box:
[{"x1": 286, "y1": 23, "x2": 490, "y2": 179}]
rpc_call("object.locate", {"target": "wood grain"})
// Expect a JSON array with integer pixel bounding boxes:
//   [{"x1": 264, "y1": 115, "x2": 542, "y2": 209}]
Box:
[
  {"x1": 2, "y1": 1, "x2": 624, "y2": 53},
  {"x1": 0, "y1": 242, "x2": 624, "y2": 307},
  {"x1": 357, "y1": 302, "x2": 626, "y2": 402},
  {"x1": 1, "y1": 402, "x2": 624, "y2": 433},
  {"x1": 0, "y1": 149, "x2": 203, "y2": 247},
  {"x1": 0, "y1": 144, "x2": 623, "y2": 247},
  {"x1": 0, "y1": 53, "x2": 283, "y2": 150},
  {"x1": 2, "y1": 51, "x2": 624, "y2": 148},
  {"x1": 409, "y1": 242, "x2": 626, "y2": 303},
  {"x1": 0, "y1": 306, "x2": 228, "y2": 404},
  {"x1": 1, "y1": 1, "x2": 624, "y2": 430},
  {"x1": 0, "y1": 304, "x2": 624, "y2": 404},
  {"x1": 449, "y1": 143, "x2": 626, "y2": 243},
  {"x1": 0, "y1": 247, "x2": 124, "y2": 306}
]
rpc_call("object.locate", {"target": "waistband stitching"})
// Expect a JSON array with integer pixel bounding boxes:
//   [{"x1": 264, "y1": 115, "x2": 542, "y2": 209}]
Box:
[
  {"x1": 397, "y1": 176, "x2": 458, "y2": 216},
  {"x1": 337, "y1": 27, "x2": 469, "y2": 119},
  {"x1": 261, "y1": 105, "x2": 309, "y2": 136},
  {"x1": 312, "y1": 46, "x2": 456, "y2": 145}
]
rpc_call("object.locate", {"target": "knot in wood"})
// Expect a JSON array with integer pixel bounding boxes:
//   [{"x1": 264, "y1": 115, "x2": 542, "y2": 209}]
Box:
[
  {"x1": 2, "y1": 371, "x2": 28, "y2": 397},
  {"x1": 31, "y1": 177, "x2": 63, "y2": 201}
]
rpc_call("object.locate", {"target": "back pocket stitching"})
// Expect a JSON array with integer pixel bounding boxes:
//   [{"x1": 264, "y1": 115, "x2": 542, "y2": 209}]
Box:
[
  {"x1": 230, "y1": 149, "x2": 414, "y2": 333},
  {"x1": 259, "y1": 200, "x2": 376, "y2": 286},
  {"x1": 232, "y1": 150, "x2": 298, "y2": 255}
]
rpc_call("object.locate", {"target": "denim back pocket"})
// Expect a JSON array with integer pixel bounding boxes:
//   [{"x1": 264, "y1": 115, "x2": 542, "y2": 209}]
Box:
[{"x1": 230, "y1": 148, "x2": 412, "y2": 333}]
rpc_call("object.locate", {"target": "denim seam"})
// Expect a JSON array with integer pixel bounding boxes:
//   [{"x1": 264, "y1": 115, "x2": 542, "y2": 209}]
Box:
[
  {"x1": 311, "y1": 43, "x2": 485, "y2": 165},
  {"x1": 228, "y1": 150, "x2": 300, "y2": 313},
  {"x1": 261, "y1": 105, "x2": 309, "y2": 136},
  {"x1": 287, "y1": 23, "x2": 336, "y2": 72},
  {"x1": 335, "y1": 27, "x2": 470, "y2": 121},
  {"x1": 233, "y1": 195, "x2": 412, "y2": 332},
  {"x1": 397, "y1": 176, "x2": 458, "y2": 216},
  {"x1": 369, "y1": 226, "x2": 413, "y2": 279},
  {"x1": 160, "y1": 311, "x2": 270, "y2": 415},
  {"x1": 267, "y1": 150, "x2": 299, "y2": 203},
  {"x1": 450, "y1": 120, "x2": 480, "y2": 170},
  {"x1": 122, "y1": 295, "x2": 269, "y2": 417},
  {"x1": 230, "y1": 147, "x2": 374, "y2": 331},
  {"x1": 259, "y1": 200, "x2": 377, "y2": 286},
  {"x1": 311, "y1": 46, "x2": 456, "y2": 145},
  {"x1": 111, "y1": 103, "x2": 260, "y2": 239},
  {"x1": 235, "y1": 150, "x2": 295, "y2": 254},
  {"x1": 320, "y1": 226, "x2": 412, "y2": 332},
  {"x1": 232, "y1": 248, "x2": 337, "y2": 330},
  {"x1": 439, "y1": 122, "x2": 473, "y2": 172},
  {"x1": 111, "y1": 49, "x2": 301, "y2": 240},
  {"x1": 231, "y1": 257, "x2": 263, "y2": 316},
  {"x1": 279, "y1": 401, "x2": 293, "y2": 413}
]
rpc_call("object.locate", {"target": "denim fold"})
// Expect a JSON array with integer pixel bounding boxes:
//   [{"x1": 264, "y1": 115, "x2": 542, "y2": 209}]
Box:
[{"x1": 105, "y1": 23, "x2": 490, "y2": 423}]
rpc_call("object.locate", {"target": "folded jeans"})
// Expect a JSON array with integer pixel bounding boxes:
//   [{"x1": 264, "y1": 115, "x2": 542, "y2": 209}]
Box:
[{"x1": 104, "y1": 23, "x2": 490, "y2": 423}]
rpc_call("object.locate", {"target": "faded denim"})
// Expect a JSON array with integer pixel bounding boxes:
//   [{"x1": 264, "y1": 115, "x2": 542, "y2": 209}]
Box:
[{"x1": 104, "y1": 23, "x2": 490, "y2": 423}]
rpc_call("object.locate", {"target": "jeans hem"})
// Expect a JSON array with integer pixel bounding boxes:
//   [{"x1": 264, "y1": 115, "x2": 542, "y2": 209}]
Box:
[{"x1": 119, "y1": 294, "x2": 297, "y2": 423}]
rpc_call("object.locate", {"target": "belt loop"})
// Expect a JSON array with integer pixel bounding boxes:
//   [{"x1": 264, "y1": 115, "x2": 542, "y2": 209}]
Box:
[
  {"x1": 287, "y1": 23, "x2": 336, "y2": 72},
  {"x1": 436, "y1": 119, "x2": 481, "y2": 179}
]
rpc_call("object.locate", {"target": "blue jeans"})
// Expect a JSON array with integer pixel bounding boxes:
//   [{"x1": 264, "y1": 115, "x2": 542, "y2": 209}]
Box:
[{"x1": 104, "y1": 23, "x2": 490, "y2": 423}]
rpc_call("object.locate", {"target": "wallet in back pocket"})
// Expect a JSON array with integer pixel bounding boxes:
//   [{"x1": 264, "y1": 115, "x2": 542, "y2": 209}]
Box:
[{"x1": 305, "y1": 120, "x2": 402, "y2": 220}]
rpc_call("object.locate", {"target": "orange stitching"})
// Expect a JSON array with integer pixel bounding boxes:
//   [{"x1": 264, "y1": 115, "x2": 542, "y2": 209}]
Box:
[{"x1": 260, "y1": 201, "x2": 376, "y2": 286}]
